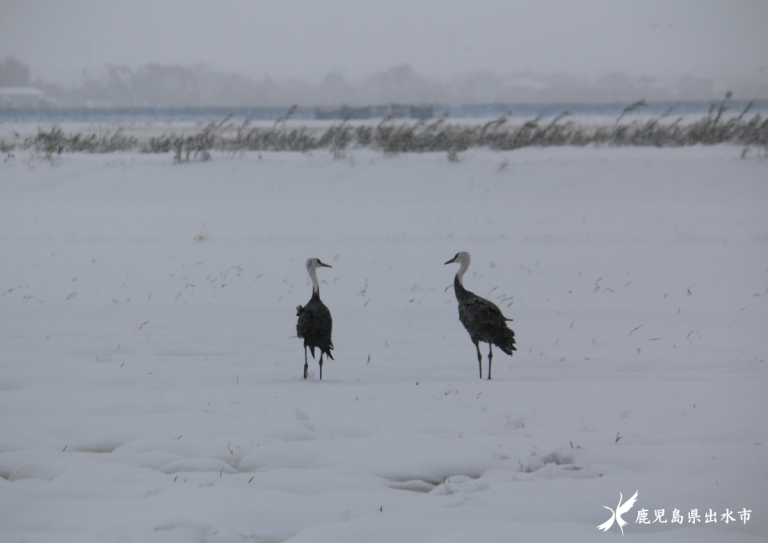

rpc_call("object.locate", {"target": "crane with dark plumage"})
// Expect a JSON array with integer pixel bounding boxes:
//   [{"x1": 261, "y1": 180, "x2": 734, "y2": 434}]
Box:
[
  {"x1": 445, "y1": 252, "x2": 516, "y2": 379},
  {"x1": 296, "y1": 258, "x2": 334, "y2": 380}
]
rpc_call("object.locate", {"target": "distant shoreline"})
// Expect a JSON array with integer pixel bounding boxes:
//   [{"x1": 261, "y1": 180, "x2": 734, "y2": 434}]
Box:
[
  {"x1": 3, "y1": 98, "x2": 766, "y2": 158},
  {"x1": 2, "y1": 100, "x2": 767, "y2": 125}
]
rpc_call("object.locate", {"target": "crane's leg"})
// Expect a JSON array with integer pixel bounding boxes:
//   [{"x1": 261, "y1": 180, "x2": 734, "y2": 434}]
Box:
[
  {"x1": 319, "y1": 353, "x2": 324, "y2": 381},
  {"x1": 303, "y1": 345, "x2": 309, "y2": 380},
  {"x1": 487, "y1": 344, "x2": 493, "y2": 380},
  {"x1": 474, "y1": 341, "x2": 482, "y2": 379}
]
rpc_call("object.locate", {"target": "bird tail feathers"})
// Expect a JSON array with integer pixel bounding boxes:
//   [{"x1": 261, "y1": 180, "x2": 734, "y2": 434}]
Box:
[
  {"x1": 308, "y1": 343, "x2": 334, "y2": 360},
  {"x1": 496, "y1": 328, "x2": 517, "y2": 356}
]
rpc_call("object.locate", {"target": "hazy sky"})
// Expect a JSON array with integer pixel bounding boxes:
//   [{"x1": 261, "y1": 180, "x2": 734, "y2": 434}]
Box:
[{"x1": 1, "y1": 0, "x2": 766, "y2": 85}]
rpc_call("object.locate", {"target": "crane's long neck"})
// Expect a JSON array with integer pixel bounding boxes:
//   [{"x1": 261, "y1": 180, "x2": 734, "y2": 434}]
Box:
[
  {"x1": 308, "y1": 266, "x2": 320, "y2": 295},
  {"x1": 454, "y1": 260, "x2": 471, "y2": 301},
  {"x1": 456, "y1": 258, "x2": 470, "y2": 285}
]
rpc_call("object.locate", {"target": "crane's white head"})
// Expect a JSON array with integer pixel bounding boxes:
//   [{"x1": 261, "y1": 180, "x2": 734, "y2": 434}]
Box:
[
  {"x1": 444, "y1": 252, "x2": 471, "y2": 267},
  {"x1": 445, "y1": 251, "x2": 471, "y2": 283},
  {"x1": 306, "y1": 258, "x2": 332, "y2": 272},
  {"x1": 306, "y1": 257, "x2": 332, "y2": 293}
]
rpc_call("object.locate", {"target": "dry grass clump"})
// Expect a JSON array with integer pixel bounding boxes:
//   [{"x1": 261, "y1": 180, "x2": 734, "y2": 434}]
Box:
[
  {"x1": 3, "y1": 96, "x2": 766, "y2": 162},
  {"x1": 19, "y1": 127, "x2": 137, "y2": 157}
]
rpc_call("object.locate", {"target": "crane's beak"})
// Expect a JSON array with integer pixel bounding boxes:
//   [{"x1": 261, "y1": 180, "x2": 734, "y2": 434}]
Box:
[
  {"x1": 444, "y1": 257, "x2": 457, "y2": 265},
  {"x1": 317, "y1": 260, "x2": 332, "y2": 268}
]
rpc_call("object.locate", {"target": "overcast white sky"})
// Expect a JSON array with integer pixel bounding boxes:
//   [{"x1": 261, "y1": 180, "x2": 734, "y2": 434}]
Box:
[{"x1": 1, "y1": 0, "x2": 766, "y2": 85}]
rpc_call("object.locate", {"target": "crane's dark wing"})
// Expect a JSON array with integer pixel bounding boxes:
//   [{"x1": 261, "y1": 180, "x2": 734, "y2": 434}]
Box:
[
  {"x1": 459, "y1": 295, "x2": 516, "y2": 355},
  {"x1": 296, "y1": 305, "x2": 307, "y2": 336},
  {"x1": 296, "y1": 297, "x2": 334, "y2": 359}
]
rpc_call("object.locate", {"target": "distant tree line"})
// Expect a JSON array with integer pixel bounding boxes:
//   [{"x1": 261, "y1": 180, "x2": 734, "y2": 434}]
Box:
[
  {"x1": 2, "y1": 56, "x2": 767, "y2": 108},
  {"x1": 0, "y1": 57, "x2": 31, "y2": 87}
]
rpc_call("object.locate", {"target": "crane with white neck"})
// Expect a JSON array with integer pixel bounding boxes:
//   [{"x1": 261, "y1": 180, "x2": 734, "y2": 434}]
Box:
[
  {"x1": 445, "y1": 251, "x2": 516, "y2": 379},
  {"x1": 296, "y1": 258, "x2": 334, "y2": 380}
]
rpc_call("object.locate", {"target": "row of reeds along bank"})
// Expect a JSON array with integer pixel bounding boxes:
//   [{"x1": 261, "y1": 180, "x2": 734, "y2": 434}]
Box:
[{"x1": 2, "y1": 98, "x2": 767, "y2": 162}]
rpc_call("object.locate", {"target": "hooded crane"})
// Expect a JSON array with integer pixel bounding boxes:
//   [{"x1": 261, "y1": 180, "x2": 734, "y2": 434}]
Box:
[
  {"x1": 296, "y1": 258, "x2": 334, "y2": 380},
  {"x1": 445, "y1": 252, "x2": 516, "y2": 379}
]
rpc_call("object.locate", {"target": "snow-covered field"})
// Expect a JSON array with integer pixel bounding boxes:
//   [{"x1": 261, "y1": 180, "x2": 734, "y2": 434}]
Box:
[{"x1": 1, "y1": 144, "x2": 766, "y2": 542}]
